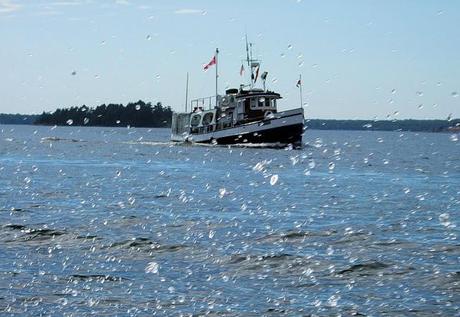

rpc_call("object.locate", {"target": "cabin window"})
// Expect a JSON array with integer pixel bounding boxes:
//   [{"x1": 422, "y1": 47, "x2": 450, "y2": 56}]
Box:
[
  {"x1": 267, "y1": 99, "x2": 276, "y2": 109},
  {"x1": 259, "y1": 97, "x2": 267, "y2": 108},
  {"x1": 190, "y1": 114, "x2": 201, "y2": 127},
  {"x1": 202, "y1": 112, "x2": 214, "y2": 125},
  {"x1": 250, "y1": 97, "x2": 266, "y2": 109}
]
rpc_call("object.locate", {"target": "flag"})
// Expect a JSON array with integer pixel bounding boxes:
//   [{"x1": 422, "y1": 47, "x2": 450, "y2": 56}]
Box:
[
  {"x1": 253, "y1": 65, "x2": 260, "y2": 83},
  {"x1": 240, "y1": 64, "x2": 244, "y2": 76},
  {"x1": 203, "y1": 56, "x2": 216, "y2": 71},
  {"x1": 296, "y1": 78, "x2": 301, "y2": 87}
]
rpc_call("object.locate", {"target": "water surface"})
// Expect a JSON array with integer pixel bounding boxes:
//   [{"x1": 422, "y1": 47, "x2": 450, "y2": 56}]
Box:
[{"x1": 0, "y1": 125, "x2": 459, "y2": 316}]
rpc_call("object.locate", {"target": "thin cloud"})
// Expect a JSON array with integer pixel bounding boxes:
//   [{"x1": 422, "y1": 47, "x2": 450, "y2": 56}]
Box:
[
  {"x1": 0, "y1": 0, "x2": 22, "y2": 13},
  {"x1": 174, "y1": 8, "x2": 203, "y2": 15},
  {"x1": 115, "y1": 0, "x2": 130, "y2": 5},
  {"x1": 48, "y1": 1, "x2": 83, "y2": 6}
]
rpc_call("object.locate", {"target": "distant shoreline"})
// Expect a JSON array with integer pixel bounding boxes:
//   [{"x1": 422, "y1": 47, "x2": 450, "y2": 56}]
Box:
[{"x1": 1, "y1": 109, "x2": 459, "y2": 133}]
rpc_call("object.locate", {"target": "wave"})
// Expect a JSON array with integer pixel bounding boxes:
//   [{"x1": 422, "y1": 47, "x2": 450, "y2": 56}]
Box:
[
  {"x1": 2, "y1": 224, "x2": 67, "y2": 243},
  {"x1": 69, "y1": 274, "x2": 128, "y2": 282},
  {"x1": 258, "y1": 229, "x2": 337, "y2": 243},
  {"x1": 338, "y1": 261, "x2": 390, "y2": 275},
  {"x1": 108, "y1": 237, "x2": 187, "y2": 253}
]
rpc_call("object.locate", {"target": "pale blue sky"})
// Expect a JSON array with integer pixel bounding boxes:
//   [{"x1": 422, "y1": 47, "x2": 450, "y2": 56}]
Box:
[{"x1": 1, "y1": 0, "x2": 459, "y2": 119}]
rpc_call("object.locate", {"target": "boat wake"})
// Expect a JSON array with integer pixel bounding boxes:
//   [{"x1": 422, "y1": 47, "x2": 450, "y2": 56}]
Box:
[
  {"x1": 124, "y1": 140, "x2": 300, "y2": 149},
  {"x1": 123, "y1": 141, "x2": 176, "y2": 146},
  {"x1": 41, "y1": 136, "x2": 84, "y2": 143}
]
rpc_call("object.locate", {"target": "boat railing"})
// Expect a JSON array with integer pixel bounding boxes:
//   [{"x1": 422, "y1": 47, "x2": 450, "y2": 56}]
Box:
[{"x1": 190, "y1": 95, "x2": 219, "y2": 111}]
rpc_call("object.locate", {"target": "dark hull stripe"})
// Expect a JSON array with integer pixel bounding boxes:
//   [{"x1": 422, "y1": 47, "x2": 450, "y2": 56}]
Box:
[{"x1": 196, "y1": 123, "x2": 304, "y2": 146}]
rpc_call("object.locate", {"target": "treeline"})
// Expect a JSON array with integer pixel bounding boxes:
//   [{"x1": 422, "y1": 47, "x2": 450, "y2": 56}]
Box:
[
  {"x1": 0, "y1": 114, "x2": 39, "y2": 125},
  {"x1": 305, "y1": 119, "x2": 460, "y2": 132},
  {"x1": 34, "y1": 100, "x2": 172, "y2": 127},
  {"x1": 2, "y1": 106, "x2": 459, "y2": 132}
]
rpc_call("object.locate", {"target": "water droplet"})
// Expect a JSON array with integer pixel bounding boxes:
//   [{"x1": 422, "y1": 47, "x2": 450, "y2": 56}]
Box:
[
  {"x1": 71, "y1": 71, "x2": 77, "y2": 76},
  {"x1": 280, "y1": 53, "x2": 285, "y2": 58},
  {"x1": 328, "y1": 162, "x2": 335, "y2": 171},
  {"x1": 116, "y1": 120, "x2": 121, "y2": 124},
  {"x1": 308, "y1": 160, "x2": 316, "y2": 169},
  {"x1": 416, "y1": 91, "x2": 423, "y2": 97},
  {"x1": 100, "y1": 40, "x2": 106, "y2": 45},
  {"x1": 451, "y1": 91, "x2": 458, "y2": 98},
  {"x1": 393, "y1": 111, "x2": 399, "y2": 116},
  {"x1": 270, "y1": 174, "x2": 278, "y2": 185},
  {"x1": 83, "y1": 117, "x2": 90, "y2": 125},
  {"x1": 439, "y1": 213, "x2": 453, "y2": 228},
  {"x1": 219, "y1": 188, "x2": 227, "y2": 198},
  {"x1": 146, "y1": 34, "x2": 151, "y2": 40},
  {"x1": 391, "y1": 89, "x2": 396, "y2": 94},
  {"x1": 222, "y1": 275, "x2": 229, "y2": 282},
  {"x1": 327, "y1": 295, "x2": 340, "y2": 307},
  {"x1": 208, "y1": 230, "x2": 215, "y2": 239},
  {"x1": 135, "y1": 105, "x2": 141, "y2": 111},
  {"x1": 145, "y1": 261, "x2": 159, "y2": 274},
  {"x1": 128, "y1": 197, "x2": 135, "y2": 205},
  {"x1": 417, "y1": 104, "x2": 424, "y2": 110},
  {"x1": 66, "y1": 119, "x2": 73, "y2": 125},
  {"x1": 287, "y1": 44, "x2": 293, "y2": 50},
  {"x1": 450, "y1": 134, "x2": 458, "y2": 142}
]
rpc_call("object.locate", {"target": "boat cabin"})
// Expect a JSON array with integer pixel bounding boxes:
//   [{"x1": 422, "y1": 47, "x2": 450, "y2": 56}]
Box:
[
  {"x1": 214, "y1": 87, "x2": 281, "y2": 130},
  {"x1": 171, "y1": 88, "x2": 282, "y2": 136}
]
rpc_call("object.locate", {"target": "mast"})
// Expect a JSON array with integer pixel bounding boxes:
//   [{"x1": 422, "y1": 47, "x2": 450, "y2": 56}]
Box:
[
  {"x1": 299, "y1": 74, "x2": 303, "y2": 108},
  {"x1": 215, "y1": 48, "x2": 219, "y2": 108},
  {"x1": 185, "y1": 72, "x2": 189, "y2": 112},
  {"x1": 245, "y1": 34, "x2": 250, "y2": 67},
  {"x1": 250, "y1": 43, "x2": 254, "y2": 89},
  {"x1": 243, "y1": 36, "x2": 260, "y2": 90}
]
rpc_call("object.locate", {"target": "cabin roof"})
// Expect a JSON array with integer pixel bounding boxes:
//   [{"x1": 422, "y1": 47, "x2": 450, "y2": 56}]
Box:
[{"x1": 235, "y1": 89, "x2": 281, "y2": 99}]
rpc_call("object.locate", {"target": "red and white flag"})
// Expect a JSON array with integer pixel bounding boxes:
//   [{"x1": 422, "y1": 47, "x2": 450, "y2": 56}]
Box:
[
  {"x1": 203, "y1": 56, "x2": 216, "y2": 71},
  {"x1": 240, "y1": 64, "x2": 244, "y2": 76}
]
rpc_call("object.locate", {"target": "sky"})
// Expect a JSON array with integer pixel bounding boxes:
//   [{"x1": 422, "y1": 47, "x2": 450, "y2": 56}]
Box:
[{"x1": 0, "y1": 0, "x2": 459, "y2": 119}]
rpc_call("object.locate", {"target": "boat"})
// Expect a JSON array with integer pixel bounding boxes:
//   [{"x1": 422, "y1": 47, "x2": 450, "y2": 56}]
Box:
[{"x1": 171, "y1": 42, "x2": 305, "y2": 148}]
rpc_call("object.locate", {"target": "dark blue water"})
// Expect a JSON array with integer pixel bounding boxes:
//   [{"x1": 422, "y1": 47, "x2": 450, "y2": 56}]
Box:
[{"x1": 1, "y1": 125, "x2": 459, "y2": 316}]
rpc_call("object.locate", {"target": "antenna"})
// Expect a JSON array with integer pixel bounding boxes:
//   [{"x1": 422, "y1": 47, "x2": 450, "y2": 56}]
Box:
[{"x1": 245, "y1": 34, "x2": 250, "y2": 67}]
